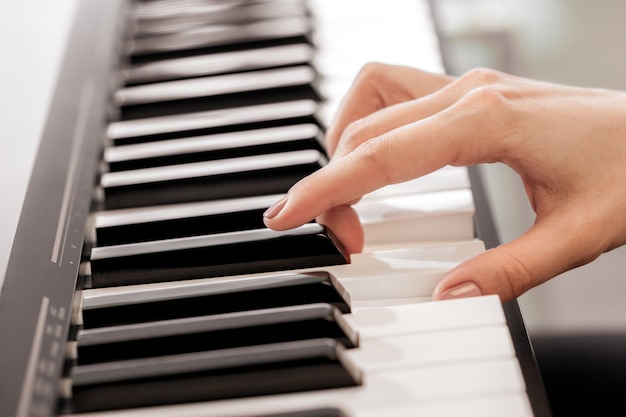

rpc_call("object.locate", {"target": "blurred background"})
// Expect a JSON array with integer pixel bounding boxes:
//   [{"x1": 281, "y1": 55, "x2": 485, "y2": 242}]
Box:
[
  {"x1": 430, "y1": 1, "x2": 626, "y2": 414},
  {"x1": 430, "y1": 0, "x2": 626, "y2": 336}
]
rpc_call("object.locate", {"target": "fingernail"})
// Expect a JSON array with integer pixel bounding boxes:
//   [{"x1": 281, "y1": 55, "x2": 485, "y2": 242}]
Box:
[
  {"x1": 438, "y1": 281, "x2": 483, "y2": 300},
  {"x1": 263, "y1": 196, "x2": 288, "y2": 220}
]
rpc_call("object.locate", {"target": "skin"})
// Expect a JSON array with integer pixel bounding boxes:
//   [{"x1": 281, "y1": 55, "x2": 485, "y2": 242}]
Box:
[{"x1": 263, "y1": 62, "x2": 626, "y2": 302}]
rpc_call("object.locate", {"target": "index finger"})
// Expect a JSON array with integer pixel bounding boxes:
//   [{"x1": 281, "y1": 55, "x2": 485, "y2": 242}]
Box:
[
  {"x1": 264, "y1": 98, "x2": 509, "y2": 231},
  {"x1": 325, "y1": 63, "x2": 454, "y2": 155}
]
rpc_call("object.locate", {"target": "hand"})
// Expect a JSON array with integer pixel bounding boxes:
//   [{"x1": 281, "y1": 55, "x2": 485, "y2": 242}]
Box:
[{"x1": 263, "y1": 63, "x2": 626, "y2": 302}]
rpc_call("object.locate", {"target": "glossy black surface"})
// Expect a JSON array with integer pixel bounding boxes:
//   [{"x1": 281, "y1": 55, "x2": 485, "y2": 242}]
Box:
[
  {"x1": 82, "y1": 271, "x2": 351, "y2": 328},
  {"x1": 76, "y1": 304, "x2": 357, "y2": 365},
  {"x1": 66, "y1": 339, "x2": 360, "y2": 413},
  {"x1": 89, "y1": 225, "x2": 348, "y2": 287},
  {"x1": 102, "y1": 153, "x2": 325, "y2": 209}
]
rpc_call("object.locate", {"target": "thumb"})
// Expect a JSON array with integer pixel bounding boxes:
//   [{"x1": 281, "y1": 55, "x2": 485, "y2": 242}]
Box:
[{"x1": 432, "y1": 213, "x2": 599, "y2": 302}]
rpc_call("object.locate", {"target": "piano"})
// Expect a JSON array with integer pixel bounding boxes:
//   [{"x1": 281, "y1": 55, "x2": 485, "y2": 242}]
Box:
[{"x1": 0, "y1": 1, "x2": 552, "y2": 416}]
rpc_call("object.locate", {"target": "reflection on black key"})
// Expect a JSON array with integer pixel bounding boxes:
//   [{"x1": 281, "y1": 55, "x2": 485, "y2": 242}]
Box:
[
  {"x1": 101, "y1": 149, "x2": 326, "y2": 209},
  {"x1": 124, "y1": 44, "x2": 315, "y2": 85},
  {"x1": 63, "y1": 339, "x2": 361, "y2": 413},
  {"x1": 252, "y1": 408, "x2": 350, "y2": 417},
  {"x1": 116, "y1": 67, "x2": 318, "y2": 107},
  {"x1": 104, "y1": 124, "x2": 325, "y2": 172},
  {"x1": 106, "y1": 99, "x2": 321, "y2": 145},
  {"x1": 75, "y1": 303, "x2": 358, "y2": 365},
  {"x1": 91, "y1": 195, "x2": 282, "y2": 246},
  {"x1": 81, "y1": 271, "x2": 351, "y2": 328},
  {"x1": 131, "y1": 0, "x2": 309, "y2": 38},
  {"x1": 128, "y1": 16, "x2": 312, "y2": 59},
  {"x1": 88, "y1": 223, "x2": 348, "y2": 288},
  {"x1": 118, "y1": 66, "x2": 321, "y2": 120}
]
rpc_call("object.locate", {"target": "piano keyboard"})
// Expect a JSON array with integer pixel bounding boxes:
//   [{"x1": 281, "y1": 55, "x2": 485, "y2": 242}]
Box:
[{"x1": 0, "y1": 1, "x2": 550, "y2": 417}]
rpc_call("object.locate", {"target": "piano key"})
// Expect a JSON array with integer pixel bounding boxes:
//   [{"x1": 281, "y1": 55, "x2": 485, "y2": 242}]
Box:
[
  {"x1": 118, "y1": 66, "x2": 321, "y2": 120},
  {"x1": 106, "y1": 99, "x2": 321, "y2": 144},
  {"x1": 76, "y1": 240, "x2": 482, "y2": 328},
  {"x1": 326, "y1": 240, "x2": 485, "y2": 303},
  {"x1": 130, "y1": 0, "x2": 309, "y2": 37},
  {"x1": 123, "y1": 43, "x2": 315, "y2": 85},
  {"x1": 104, "y1": 124, "x2": 323, "y2": 171},
  {"x1": 77, "y1": 271, "x2": 350, "y2": 328},
  {"x1": 127, "y1": 16, "x2": 312, "y2": 57},
  {"x1": 61, "y1": 297, "x2": 530, "y2": 417},
  {"x1": 345, "y1": 295, "x2": 505, "y2": 338},
  {"x1": 64, "y1": 357, "x2": 526, "y2": 417},
  {"x1": 242, "y1": 396, "x2": 533, "y2": 417},
  {"x1": 351, "y1": 394, "x2": 534, "y2": 417},
  {"x1": 356, "y1": 188, "x2": 476, "y2": 250},
  {"x1": 248, "y1": 409, "x2": 347, "y2": 417},
  {"x1": 117, "y1": 66, "x2": 317, "y2": 106},
  {"x1": 310, "y1": 0, "x2": 445, "y2": 126},
  {"x1": 72, "y1": 303, "x2": 358, "y2": 365},
  {"x1": 62, "y1": 338, "x2": 362, "y2": 413},
  {"x1": 89, "y1": 194, "x2": 284, "y2": 245},
  {"x1": 88, "y1": 223, "x2": 348, "y2": 288},
  {"x1": 350, "y1": 325, "x2": 514, "y2": 372},
  {"x1": 361, "y1": 165, "x2": 471, "y2": 198},
  {"x1": 100, "y1": 149, "x2": 326, "y2": 209}
]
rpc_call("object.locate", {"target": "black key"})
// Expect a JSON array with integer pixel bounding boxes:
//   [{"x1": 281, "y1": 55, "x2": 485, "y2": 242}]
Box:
[
  {"x1": 128, "y1": 16, "x2": 312, "y2": 63},
  {"x1": 74, "y1": 303, "x2": 358, "y2": 365},
  {"x1": 100, "y1": 149, "x2": 326, "y2": 209},
  {"x1": 104, "y1": 124, "x2": 325, "y2": 172},
  {"x1": 124, "y1": 43, "x2": 315, "y2": 85},
  {"x1": 130, "y1": 0, "x2": 309, "y2": 38},
  {"x1": 90, "y1": 195, "x2": 282, "y2": 246},
  {"x1": 62, "y1": 338, "x2": 362, "y2": 413},
  {"x1": 80, "y1": 271, "x2": 351, "y2": 328},
  {"x1": 88, "y1": 223, "x2": 348, "y2": 288},
  {"x1": 106, "y1": 99, "x2": 322, "y2": 145},
  {"x1": 251, "y1": 408, "x2": 350, "y2": 417},
  {"x1": 118, "y1": 66, "x2": 321, "y2": 120}
]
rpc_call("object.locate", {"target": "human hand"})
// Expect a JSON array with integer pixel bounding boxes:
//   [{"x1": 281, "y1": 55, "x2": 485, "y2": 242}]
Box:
[{"x1": 263, "y1": 63, "x2": 626, "y2": 302}]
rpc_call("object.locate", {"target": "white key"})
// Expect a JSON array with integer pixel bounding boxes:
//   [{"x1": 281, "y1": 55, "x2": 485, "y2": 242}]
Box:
[
  {"x1": 356, "y1": 189, "x2": 475, "y2": 249},
  {"x1": 362, "y1": 166, "x2": 471, "y2": 198},
  {"x1": 348, "y1": 325, "x2": 515, "y2": 371},
  {"x1": 310, "y1": 0, "x2": 444, "y2": 125},
  {"x1": 345, "y1": 295, "x2": 506, "y2": 338},
  {"x1": 352, "y1": 393, "x2": 534, "y2": 417},
  {"x1": 329, "y1": 240, "x2": 485, "y2": 301}
]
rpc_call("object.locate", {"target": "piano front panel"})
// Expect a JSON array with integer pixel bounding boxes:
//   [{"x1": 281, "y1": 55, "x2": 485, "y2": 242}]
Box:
[{"x1": 0, "y1": 1, "x2": 551, "y2": 417}]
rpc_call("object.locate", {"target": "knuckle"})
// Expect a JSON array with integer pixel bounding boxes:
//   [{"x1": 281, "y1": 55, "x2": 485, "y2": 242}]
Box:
[
  {"x1": 461, "y1": 67, "x2": 507, "y2": 86},
  {"x1": 461, "y1": 85, "x2": 508, "y2": 110},
  {"x1": 354, "y1": 137, "x2": 394, "y2": 186},
  {"x1": 341, "y1": 118, "x2": 372, "y2": 149},
  {"x1": 495, "y1": 249, "x2": 535, "y2": 298},
  {"x1": 357, "y1": 62, "x2": 389, "y2": 82}
]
